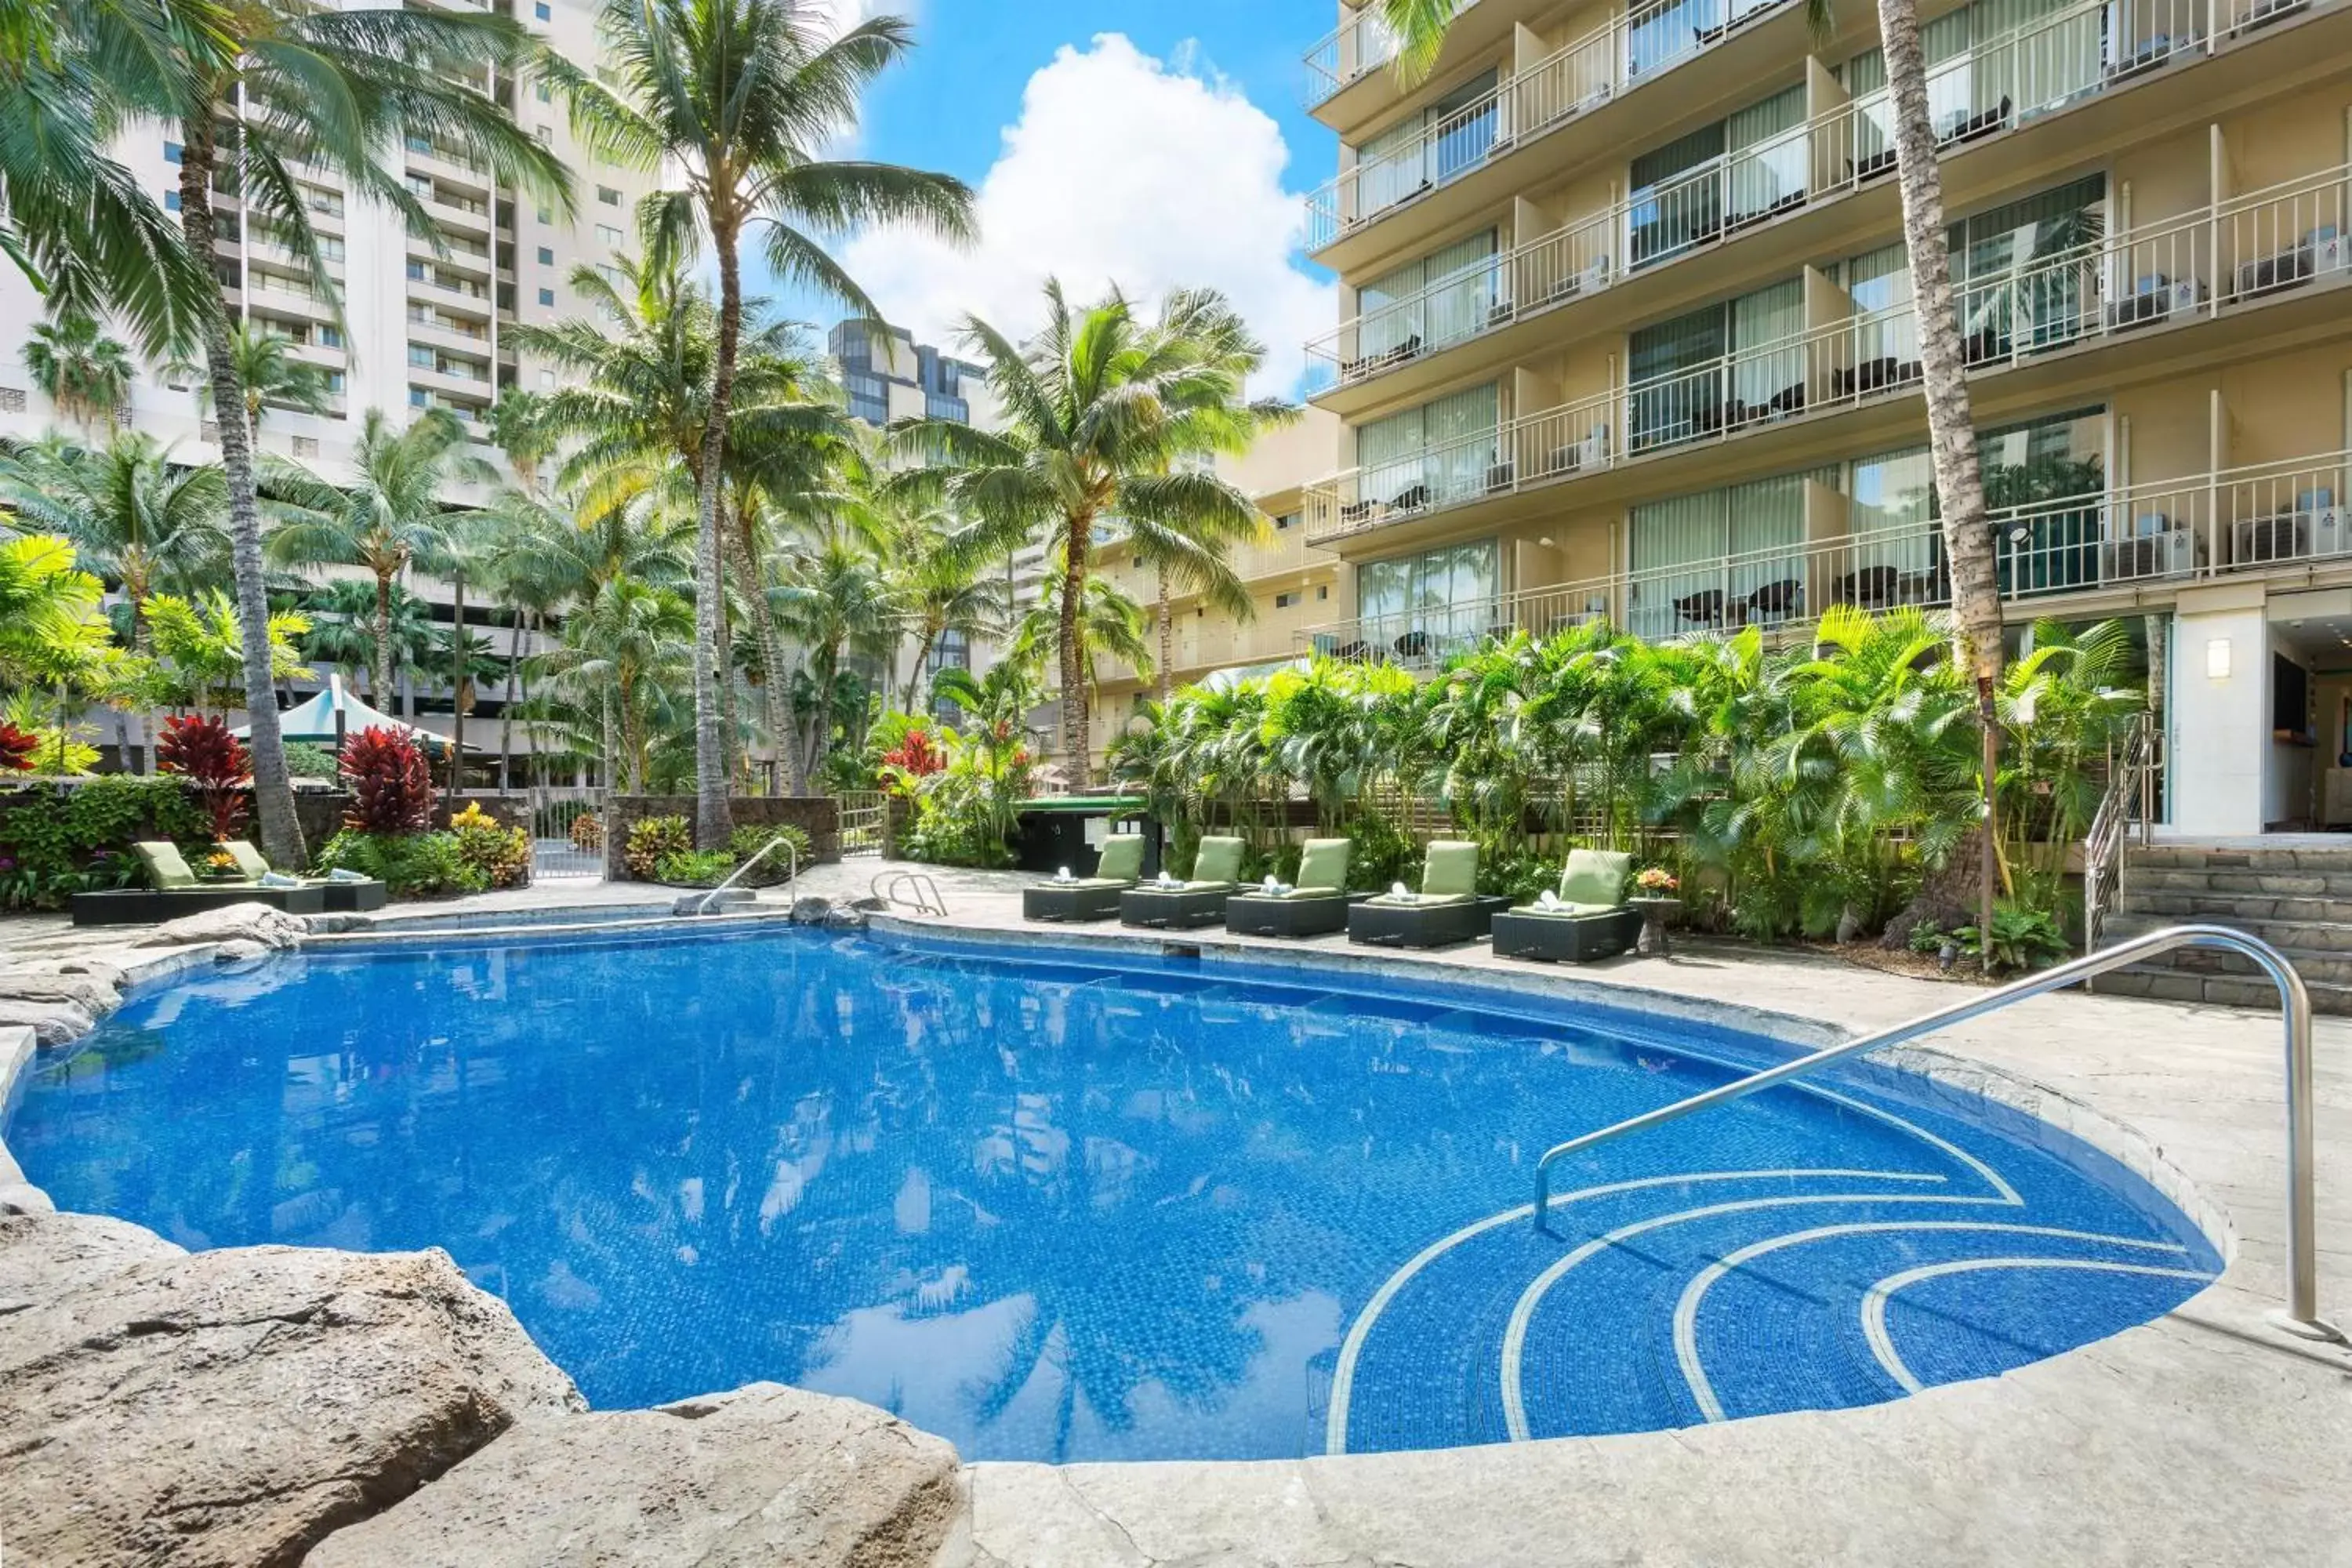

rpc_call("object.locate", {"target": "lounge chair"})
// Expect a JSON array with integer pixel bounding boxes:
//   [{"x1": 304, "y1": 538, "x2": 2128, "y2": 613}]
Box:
[
  {"x1": 1490, "y1": 848, "x2": 1641, "y2": 964},
  {"x1": 1224, "y1": 838, "x2": 1358, "y2": 938},
  {"x1": 1346, "y1": 840, "x2": 1510, "y2": 949},
  {"x1": 1022, "y1": 834, "x2": 1145, "y2": 923},
  {"x1": 1120, "y1": 835, "x2": 1246, "y2": 930},
  {"x1": 69, "y1": 840, "x2": 331, "y2": 926},
  {"x1": 220, "y1": 840, "x2": 388, "y2": 912}
]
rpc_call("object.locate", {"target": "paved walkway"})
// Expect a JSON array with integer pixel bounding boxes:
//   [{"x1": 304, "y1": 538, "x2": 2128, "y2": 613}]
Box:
[{"x1": 8, "y1": 866, "x2": 2349, "y2": 1566}]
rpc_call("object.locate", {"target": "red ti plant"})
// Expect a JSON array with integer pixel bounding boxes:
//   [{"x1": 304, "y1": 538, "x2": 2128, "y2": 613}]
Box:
[
  {"x1": 0, "y1": 722, "x2": 37, "y2": 772},
  {"x1": 156, "y1": 714, "x2": 252, "y2": 840},
  {"x1": 340, "y1": 726, "x2": 433, "y2": 834}
]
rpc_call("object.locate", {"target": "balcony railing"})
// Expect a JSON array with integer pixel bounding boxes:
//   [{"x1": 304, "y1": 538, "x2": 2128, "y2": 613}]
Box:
[
  {"x1": 1303, "y1": 3, "x2": 1420, "y2": 107},
  {"x1": 1298, "y1": 448, "x2": 2352, "y2": 666},
  {"x1": 1305, "y1": 0, "x2": 2335, "y2": 252},
  {"x1": 1305, "y1": 0, "x2": 2238, "y2": 380},
  {"x1": 1303, "y1": 159, "x2": 2352, "y2": 543}
]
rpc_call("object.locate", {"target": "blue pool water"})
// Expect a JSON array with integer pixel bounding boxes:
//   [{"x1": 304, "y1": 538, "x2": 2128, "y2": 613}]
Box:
[{"x1": 3, "y1": 927, "x2": 2217, "y2": 1463}]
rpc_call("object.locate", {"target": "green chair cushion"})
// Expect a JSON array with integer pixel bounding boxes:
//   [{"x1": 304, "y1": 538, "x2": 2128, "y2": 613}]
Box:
[
  {"x1": 1278, "y1": 884, "x2": 1347, "y2": 901},
  {"x1": 1558, "y1": 848, "x2": 1632, "y2": 908},
  {"x1": 222, "y1": 841, "x2": 273, "y2": 882},
  {"x1": 1421, "y1": 840, "x2": 1479, "y2": 899},
  {"x1": 1190, "y1": 836, "x2": 1244, "y2": 886},
  {"x1": 1093, "y1": 837, "x2": 1145, "y2": 883},
  {"x1": 1295, "y1": 837, "x2": 1349, "y2": 894},
  {"x1": 1366, "y1": 891, "x2": 1475, "y2": 909},
  {"x1": 133, "y1": 841, "x2": 199, "y2": 891},
  {"x1": 1510, "y1": 901, "x2": 1621, "y2": 919}
]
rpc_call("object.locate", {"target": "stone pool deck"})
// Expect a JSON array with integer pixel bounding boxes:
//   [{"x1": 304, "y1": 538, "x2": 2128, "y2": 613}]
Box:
[{"x1": 2, "y1": 869, "x2": 2347, "y2": 1566}]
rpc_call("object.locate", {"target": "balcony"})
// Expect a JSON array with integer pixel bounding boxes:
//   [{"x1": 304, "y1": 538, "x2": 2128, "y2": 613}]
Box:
[
  {"x1": 1297, "y1": 446, "x2": 2352, "y2": 665},
  {"x1": 1305, "y1": 0, "x2": 2285, "y2": 386},
  {"x1": 1303, "y1": 0, "x2": 2342, "y2": 263},
  {"x1": 1302, "y1": 3, "x2": 1416, "y2": 108},
  {"x1": 1302, "y1": 159, "x2": 2352, "y2": 546}
]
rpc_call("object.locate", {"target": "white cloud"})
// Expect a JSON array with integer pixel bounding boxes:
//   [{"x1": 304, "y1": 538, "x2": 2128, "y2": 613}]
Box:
[{"x1": 837, "y1": 33, "x2": 1334, "y2": 398}]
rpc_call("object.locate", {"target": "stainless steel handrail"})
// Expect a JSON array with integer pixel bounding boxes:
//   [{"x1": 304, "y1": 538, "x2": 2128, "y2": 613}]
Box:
[
  {"x1": 1531, "y1": 924, "x2": 2335, "y2": 1339},
  {"x1": 2082, "y1": 710, "x2": 2158, "y2": 956},
  {"x1": 870, "y1": 869, "x2": 949, "y2": 916},
  {"x1": 692, "y1": 836, "x2": 797, "y2": 915}
]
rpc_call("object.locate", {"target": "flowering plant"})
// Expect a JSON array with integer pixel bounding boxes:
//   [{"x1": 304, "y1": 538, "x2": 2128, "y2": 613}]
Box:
[{"x1": 1635, "y1": 866, "x2": 1680, "y2": 894}]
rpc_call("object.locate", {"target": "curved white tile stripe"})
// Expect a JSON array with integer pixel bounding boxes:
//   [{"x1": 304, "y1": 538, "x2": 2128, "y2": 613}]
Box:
[
  {"x1": 1859, "y1": 1257, "x2": 2217, "y2": 1394},
  {"x1": 1325, "y1": 1167, "x2": 1946, "y2": 1455},
  {"x1": 1674, "y1": 1223, "x2": 2196, "y2": 1421}
]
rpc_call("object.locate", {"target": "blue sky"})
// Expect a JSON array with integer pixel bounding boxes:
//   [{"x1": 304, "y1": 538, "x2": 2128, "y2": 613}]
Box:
[{"x1": 776, "y1": 2, "x2": 1344, "y2": 394}]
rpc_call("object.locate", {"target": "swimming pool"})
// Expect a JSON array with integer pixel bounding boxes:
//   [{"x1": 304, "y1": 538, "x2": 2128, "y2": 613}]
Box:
[{"x1": 3, "y1": 925, "x2": 2218, "y2": 1464}]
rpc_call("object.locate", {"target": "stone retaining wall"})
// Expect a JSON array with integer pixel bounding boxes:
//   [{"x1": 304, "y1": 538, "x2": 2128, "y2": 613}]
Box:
[{"x1": 601, "y1": 796, "x2": 841, "y2": 881}]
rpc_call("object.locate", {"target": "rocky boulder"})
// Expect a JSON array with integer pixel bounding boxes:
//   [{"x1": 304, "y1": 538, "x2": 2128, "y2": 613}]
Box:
[
  {"x1": 0, "y1": 1215, "x2": 582, "y2": 1568},
  {"x1": 306, "y1": 1381, "x2": 964, "y2": 1568},
  {"x1": 0, "y1": 966, "x2": 124, "y2": 1014},
  {"x1": 789, "y1": 895, "x2": 833, "y2": 926},
  {"x1": 133, "y1": 902, "x2": 308, "y2": 951},
  {"x1": 0, "y1": 995, "x2": 96, "y2": 1046}
]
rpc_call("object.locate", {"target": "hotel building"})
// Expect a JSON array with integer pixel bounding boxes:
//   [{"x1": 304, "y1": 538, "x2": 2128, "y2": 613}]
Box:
[{"x1": 1284, "y1": 0, "x2": 2352, "y2": 835}]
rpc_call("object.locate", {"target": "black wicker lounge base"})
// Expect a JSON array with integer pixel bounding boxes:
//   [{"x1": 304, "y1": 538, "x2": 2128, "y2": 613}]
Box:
[
  {"x1": 1118, "y1": 885, "x2": 1235, "y2": 929},
  {"x1": 1490, "y1": 906, "x2": 1641, "y2": 964},
  {"x1": 71, "y1": 884, "x2": 334, "y2": 926},
  {"x1": 1222, "y1": 890, "x2": 1364, "y2": 938},
  {"x1": 1345, "y1": 895, "x2": 1511, "y2": 949},
  {"x1": 1022, "y1": 882, "x2": 1133, "y2": 922}
]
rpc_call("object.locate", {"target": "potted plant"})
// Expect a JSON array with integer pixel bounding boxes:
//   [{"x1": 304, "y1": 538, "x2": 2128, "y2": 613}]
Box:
[{"x1": 1629, "y1": 866, "x2": 1682, "y2": 956}]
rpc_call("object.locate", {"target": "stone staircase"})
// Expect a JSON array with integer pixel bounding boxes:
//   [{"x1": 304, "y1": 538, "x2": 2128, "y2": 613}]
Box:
[{"x1": 2100, "y1": 844, "x2": 2352, "y2": 1014}]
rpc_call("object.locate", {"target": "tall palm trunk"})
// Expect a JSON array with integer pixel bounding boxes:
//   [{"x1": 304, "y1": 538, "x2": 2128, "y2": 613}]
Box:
[
  {"x1": 449, "y1": 572, "x2": 466, "y2": 803},
  {"x1": 807, "y1": 640, "x2": 843, "y2": 788},
  {"x1": 126, "y1": 587, "x2": 153, "y2": 775},
  {"x1": 1156, "y1": 567, "x2": 1174, "y2": 702},
  {"x1": 724, "y1": 513, "x2": 788, "y2": 794},
  {"x1": 1878, "y1": 0, "x2": 2000, "y2": 954},
  {"x1": 902, "y1": 619, "x2": 938, "y2": 714},
  {"x1": 178, "y1": 114, "x2": 304, "y2": 869},
  {"x1": 498, "y1": 606, "x2": 523, "y2": 795},
  {"x1": 688, "y1": 227, "x2": 742, "y2": 849},
  {"x1": 1060, "y1": 511, "x2": 1092, "y2": 778},
  {"x1": 372, "y1": 569, "x2": 396, "y2": 714}
]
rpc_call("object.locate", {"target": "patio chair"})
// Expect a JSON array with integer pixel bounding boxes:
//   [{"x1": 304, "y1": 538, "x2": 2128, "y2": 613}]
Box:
[
  {"x1": 71, "y1": 840, "x2": 331, "y2": 926},
  {"x1": 1022, "y1": 834, "x2": 1145, "y2": 923},
  {"x1": 1346, "y1": 840, "x2": 1510, "y2": 949},
  {"x1": 1120, "y1": 836, "x2": 1246, "y2": 930},
  {"x1": 1490, "y1": 848, "x2": 1641, "y2": 964},
  {"x1": 1225, "y1": 838, "x2": 1359, "y2": 938},
  {"x1": 222, "y1": 840, "x2": 387, "y2": 913}
]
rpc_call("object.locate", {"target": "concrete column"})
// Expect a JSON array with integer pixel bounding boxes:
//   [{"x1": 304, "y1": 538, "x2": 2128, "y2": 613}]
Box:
[{"x1": 2168, "y1": 582, "x2": 2268, "y2": 836}]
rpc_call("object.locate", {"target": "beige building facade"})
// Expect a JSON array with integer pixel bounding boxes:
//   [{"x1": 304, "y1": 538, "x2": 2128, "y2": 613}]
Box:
[{"x1": 1279, "y1": 0, "x2": 2352, "y2": 835}]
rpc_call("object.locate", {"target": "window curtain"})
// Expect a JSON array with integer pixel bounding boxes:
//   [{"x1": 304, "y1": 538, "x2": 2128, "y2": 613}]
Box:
[
  {"x1": 1630, "y1": 303, "x2": 1728, "y2": 451},
  {"x1": 1628, "y1": 122, "x2": 1726, "y2": 267},
  {"x1": 1729, "y1": 278, "x2": 1804, "y2": 410},
  {"x1": 1356, "y1": 113, "x2": 1431, "y2": 221},
  {"x1": 1725, "y1": 86, "x2": 1807, "y2": 224},
  {"x1": 1842, "y1": 243, "x2": 1920, "y2": 371},
  {"x1": 1422, "y1": 230, "x2": 1502, "y2": 350},
  {"x1": 1430, "y1": 73, "x2": 1500, "y2": 183},
  {"x1": 1357, "y1": 404, "x2": 1428, "y2": 509},
  {"x1": 1358, "y1": 256, "x2": 1425, "y2": 360},
  {"x1": 1626, "y1": 0, "x2": 1719, "y2": 79},
  {"x1": 1424, "y1": 382, "x2": 1501, "y2": 506}
]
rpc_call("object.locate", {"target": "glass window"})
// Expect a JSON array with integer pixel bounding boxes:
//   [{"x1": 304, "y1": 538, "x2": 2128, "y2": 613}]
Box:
[
  {"x1": 408, "y1": 343, "x2": 435, "y2": 368},
  {"x1": 536, "y1": 245, "x2": 554, "y2": 265},
  {"x1": 537, "y1": 286, "x2": 554, "y2": 307},
  {"x1": 408, "y1": 387, "x2": 429, "y2": 408},
  {"x1": 163, "y1": 141, "x2": 183, "y2": 164},
  {"x1": 534, "y1": 2, "x2": 550, "y2": 18},
  {"x1": 1352, "y1": 71, "x2": 1496, "y2": 220},
  {"x1": 596, "y1": 184, "x2": 620, "y2": 205},
  {"x1": 1355, "y1": 383, "x2": 1497, "y2": 516},
  {"x1": 535, "y1": 81, "x2": 551, "y2": 103},
  {"x1": 324, "y1": 372, "x2": 345, "y2": 394},
  {"x1": 318, "y1": 325, "x2": 342, "y2": 348},
  {"x1": 1354, "y1": 540, "x2": 1498, "y2": 659},
  {"x1": 595, "y1": 223, "x2": 624, "y2": 249},
  {"x1": 165, "y1": 190, "x2": 182, "y2": 211},
  {"x1": 1948, "y1": 175, "x2": 2105, "y2": 361},
  {"x1": 1628, "y1": 121, "x2": 1725, "y2": 269},
  {"x1": 1724, "y1": 85, "x2": 1806, "y2": 227},
  {"x1": 1629, "y1": 471, "x2": 1824, "y2": 637}
]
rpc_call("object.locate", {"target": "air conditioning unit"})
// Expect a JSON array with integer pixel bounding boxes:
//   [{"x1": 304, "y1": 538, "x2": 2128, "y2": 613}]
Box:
[
  {"x1": 2232, "y1": 494, "x2": 2346, "y2": 564},
  {"x1": 2100, "y1": 515, "x2": 2206, "y2": 581}
]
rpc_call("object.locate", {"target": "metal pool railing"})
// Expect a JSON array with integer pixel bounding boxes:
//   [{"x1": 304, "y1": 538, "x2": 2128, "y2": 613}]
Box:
[{"x1": 1529, "y1": 924, "x2": 2335, "y2": 1341}]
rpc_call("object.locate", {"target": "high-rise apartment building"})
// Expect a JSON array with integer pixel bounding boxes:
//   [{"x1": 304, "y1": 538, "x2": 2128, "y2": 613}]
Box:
[
  {"x1": 1282, "y1": 0, "x2": 2352, "y2": 835},
  {"x1": 0, "y1": 0, "x2": 663, "y2": 776}
]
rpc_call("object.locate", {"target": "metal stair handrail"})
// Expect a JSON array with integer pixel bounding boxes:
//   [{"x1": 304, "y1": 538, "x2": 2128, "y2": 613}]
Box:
[
  {"x1": 691, "y1": 835, "x2": 797, "y2": 915},
  {"x1": 2082, "y1": 710, "x2": 2159, "y2": 955},
  {"x1": 871, "y1": 869, "x2": 949, "y2": 917},
  {"x1": 1530, "y1": 924, "x2": 2333, "y2": 1339}
]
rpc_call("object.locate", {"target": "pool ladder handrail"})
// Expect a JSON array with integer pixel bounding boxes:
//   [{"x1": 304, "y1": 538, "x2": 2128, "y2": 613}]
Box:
[
  {"x1": 692, "y1": 836, "x2": 797, "y2": 916},
  {"x1": 871, "y1": 869, "x2": 949, "y2": 917},
  {"x1": 1530, "y1": 924, "x2": 2337, "y2": 1341}
]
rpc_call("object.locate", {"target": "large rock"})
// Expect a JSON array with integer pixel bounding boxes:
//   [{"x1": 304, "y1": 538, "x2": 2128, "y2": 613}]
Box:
[
  {"x1": 0, "y1": 995, "x2": 96, "y2": 1046},
  {"x1": 0, "y1": 1218, "x2": 582, "y2": 1568},
  {"x1": 133, "y1": 902, "x2": 308, "y2": 951},
  {"x1": 0, "y1": 967, "x2": 123, "y2": 1014},
  {"x1": 305, "y1": 1381, "x2": 964, "y2": 1568}
]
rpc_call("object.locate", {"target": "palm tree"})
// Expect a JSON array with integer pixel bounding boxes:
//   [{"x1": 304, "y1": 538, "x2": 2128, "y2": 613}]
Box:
[
  {"x1": 552, "y1": 0, "x2": 974, "y2": 846},
  {"x1": 892, "y1": 281, "x2": 1269, "y2": 776},
  {"x1": 172, "y1": 321, "x2": 333, "y2": 441},
  {"x1": 770, "y1": 535, "x2": 899, "y2": 789},
  {"x1": 299, "y1": 578, "x2": 440, "y2": 706},
  {"x1": 1372, "y1": 0, "x2": 2005, "y2": 940},
  {"x1": 885, "y1": 502, "x2": 1009, "y2": 715},
  {"x1": 24, "y1": 313, "x2": 135, "y2": 433},
  {"x1": 485, "y1": 389, "x2": 559, "y2": 495},
  {"x1": 267, "y1": 408, "x2": 492, "y2": 703},
  {"x1": 512, "y1": 254, "x2": 856, "y2": 789},
  {"x1": 154, "y1": 0, "x2": 569, "y2": 867},
  {"x1": 534, "y1": 575, "x2": 695, "y2": 793},
  {"x1": 0, "y1": 432, "x2": 228, "y2": 771},
  {"x1": 1009, "y1": 568, "x2": 1155, "y2": 766}
]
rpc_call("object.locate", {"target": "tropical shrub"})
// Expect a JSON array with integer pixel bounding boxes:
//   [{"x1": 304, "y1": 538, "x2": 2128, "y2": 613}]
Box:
[
  {"x1": 1954, "y1": 903, "x2": 2070, "y2": 974},
  {"x1": 728, "y1": 822, "x2": 812, "y2": 884},
  {"x1": 281, "y1": 741, "x2": 341, "y2": 781},
  {"x1": 449, "y1": 803, "x2": 532, "y2": 891},
  {"x1": 0, "y1": 776, "x2": 206, "y2": 909},
  {"x1": 340, "y1": 726, "x2": 434, "y2": 834},
  {"x1": 315, "y1": 829, "x2": 484, "y2": 898},
  {"x1": 902, "y1": 663, "x2": 1040, "y2": 869},
  {"x1": 0, "y1": 694, "x2": 100, "y2": 776},
  {"x1": 155, "y1": 714, "x2": 251, "y2": 840},
  {"x1": 569, "y1": 811, "x2": 604, "y2": 852},
  {"x1": 0, "y1": 723, "x2": 36, "y2": 771},
  {"x1": 652, "y1": 848, "x2": 735, "y2": 886},
  {"x1": 624, "y1": 814, "x2": 691, "y2": 879}
]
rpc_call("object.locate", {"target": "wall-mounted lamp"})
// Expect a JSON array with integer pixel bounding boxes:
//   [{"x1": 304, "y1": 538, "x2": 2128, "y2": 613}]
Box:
[{"x1": 2205, "y1": 638, "x2": 2233, "y2": 680}]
